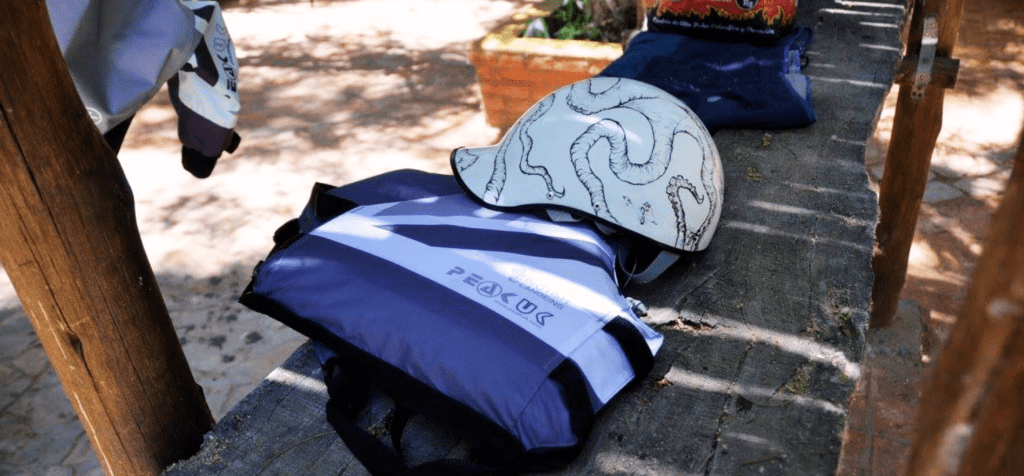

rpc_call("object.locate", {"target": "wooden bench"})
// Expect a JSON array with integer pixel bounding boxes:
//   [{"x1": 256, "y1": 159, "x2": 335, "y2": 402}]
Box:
[{"x1": 162, "y1": 1, "x2": 908, "y2": 474}]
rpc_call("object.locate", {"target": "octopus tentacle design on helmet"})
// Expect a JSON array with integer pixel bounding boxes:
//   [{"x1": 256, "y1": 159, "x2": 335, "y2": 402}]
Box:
[
  {"x1": 458, "y1": 95, "x2": 564, "y2": 204},
  {"x1": 452, "y1": 77, "x2": 724, "y2": 260}
]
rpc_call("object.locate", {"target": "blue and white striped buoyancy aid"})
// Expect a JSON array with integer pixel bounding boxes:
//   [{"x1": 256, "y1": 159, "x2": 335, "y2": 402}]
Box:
[{"x1": 242, "y1": 170, "x2": 662, "y2": 469}]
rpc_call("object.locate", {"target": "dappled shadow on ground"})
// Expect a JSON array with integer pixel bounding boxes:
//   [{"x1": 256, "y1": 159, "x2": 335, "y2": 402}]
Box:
[
  {"x1": 0, "y1": 260, "x2": 306, "y2": 475},
  {"x1": 221, "y1": 0, "x2": 359, "y2": 7},
  {"x1": 1, "y1": 2, "x2": 540, "y2": 471},
  {"x1": 951, "y1": 0, "x2": 1024, "y2": 98},
  {"x1": 876, "y1": 0, "x2": 1024, "y2": 354},
  {"x1": 153, "y1": 261, "x2": 310, "y2": 419},
  {"x1": 127, "y1": 36, "x2": 486, "y2": 175},
  {"x1": 234, "y1": 35, "x2": 481, "y2": 162},
  {"x1": 221, "y1": 0, "x2": 535, "y2": 13},
  {"x1": 124, "y1": 0, "x2": 548, "y2": 180}
]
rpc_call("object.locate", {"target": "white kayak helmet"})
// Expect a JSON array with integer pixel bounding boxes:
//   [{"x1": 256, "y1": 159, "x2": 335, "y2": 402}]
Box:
[{"x1": 452, "y1": 77, "x2": 724, "y2": 282}]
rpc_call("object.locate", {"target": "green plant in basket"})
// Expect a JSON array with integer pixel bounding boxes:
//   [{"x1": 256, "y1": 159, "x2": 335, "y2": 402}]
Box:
[{"x1": 523, "y1": 0, "x2": 637, "y2": 43}]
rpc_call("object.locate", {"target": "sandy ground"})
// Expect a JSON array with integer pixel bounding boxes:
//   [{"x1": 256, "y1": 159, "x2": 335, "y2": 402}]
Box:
[
  {"x1": 110, "y1": 0, "x2": 527, "y2": 419},
  {"x1": 2, "y1": 1, "x2": 520, "y2": 474},
  {"x1": 1, "y1": 0, "x2": 1022, "y2": 474},
  {"x1": 866, "y1": 0, "x2": 1024, "y2": 356}
]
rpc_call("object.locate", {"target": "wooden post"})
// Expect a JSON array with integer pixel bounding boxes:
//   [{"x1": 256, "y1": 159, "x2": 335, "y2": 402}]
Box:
[
  {"x1": 0, "y1": 1, "x2": 213, "y2": 475},
  {"x1": 907, "y1": 129, "x2": 1024, "y2": 476},
  {"x1": 871, "y1": 0, "x2": 965, "y2": 327}
]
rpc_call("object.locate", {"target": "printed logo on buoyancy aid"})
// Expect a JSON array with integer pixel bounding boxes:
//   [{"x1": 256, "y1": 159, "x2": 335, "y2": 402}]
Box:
[
  {"x1": 447, "y1": 266, "x2": 556, "y2": 327},
  {"x1": 311, "y1": 198, "x2": 621, "y2": 357},
  {"x1": 213, "y1": 22, "x2": 238, "y2": 94}
]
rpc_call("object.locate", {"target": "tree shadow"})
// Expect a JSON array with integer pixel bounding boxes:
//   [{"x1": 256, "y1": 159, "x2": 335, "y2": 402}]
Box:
[
  {"x1": 123, "y1": 0, "x2": 552, "y2": 178},
  {"x1": 0, "y1": 258, "x2": 308, "y2": 474},
  {"x1": 948, "y1": 0, "x2": 1024, "y2": 98},
  {"x1": 232, "y1": 35, "x2": 483, "y2": 161},
  {"x1": 221, "y1": 0, "x2": 537, "y2": 14},
  {"x1": 863, "y1": 0, "x2": 1024, "y2": 359},
  {"x1": 1, "y1": 0, "x2": 933, "y2": 472},
  {"x1": 898, "y1": 141, "x2": 1022, "y2": 357},
  {"x1": 126, "y1": 38, "x2": 487, "y2": 172}
]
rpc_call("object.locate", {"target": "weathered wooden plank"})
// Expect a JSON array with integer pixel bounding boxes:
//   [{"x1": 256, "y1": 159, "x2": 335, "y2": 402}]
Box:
[
  {"x1": 165, "y1": 345, "x2": 359, "y2": 475},
  {"x1": 598, "y1": 0, "x2": 900, "y2": 469},
  {"x1": 907, "y1": 131, "x2": 1024, "y2": 476},
  {"x1": 0, "y1": 1, "x2": 213, "y2": 474},
  {"x1": 163, "y1": 343, "x2": 465, "y2": 475},
  {"x1": 167, "y1": 0, "x2": 902, "y2": 474}
]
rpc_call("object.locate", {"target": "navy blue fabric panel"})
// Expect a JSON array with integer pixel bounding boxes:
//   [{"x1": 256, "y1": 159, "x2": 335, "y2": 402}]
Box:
[
  {"x1": 297, "y1": 170, "x2": 461, "y2": 232},
  {"x1": 386, "y1": 225, "x2": 615, "y2": 276},
  {"x1": 253, "y1": 234, "x2": 569, "y2": 440},
  {"x1": 600, "y1": 28, "x2": 815, "y2": 132},
  {"x1": 168, "y1": 76, "x2": 233, "y2": 158},
  {"x1": 328, "y1": 169, "x2": 462, "y2": 206}
]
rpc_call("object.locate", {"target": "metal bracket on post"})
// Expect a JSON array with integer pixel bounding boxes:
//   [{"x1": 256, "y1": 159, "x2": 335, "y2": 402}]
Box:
[{"x1": 912, "y1": 15, "x2": 939, "y2": 99}]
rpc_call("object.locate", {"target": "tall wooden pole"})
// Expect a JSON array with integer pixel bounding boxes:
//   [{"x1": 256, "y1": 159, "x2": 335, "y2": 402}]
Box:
[
  {"x1": 0, "y1": 1, "x2": 213, "y2": 475},
  {"x1": 907, "y1": 129, "x2": 1024, "y2": 476},
  {"x1": 871, "y1": 0, "x2": 965, "y2": 327}
]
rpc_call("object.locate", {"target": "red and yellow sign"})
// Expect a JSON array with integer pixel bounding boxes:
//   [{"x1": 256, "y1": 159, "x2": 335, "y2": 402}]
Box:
[{"x1": 646, "y1": 0, "x2": 798, "y2": 40}]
